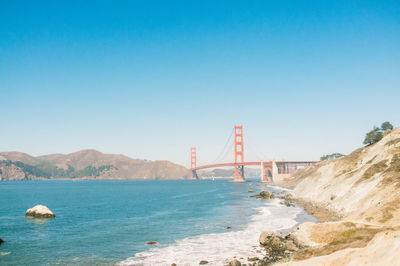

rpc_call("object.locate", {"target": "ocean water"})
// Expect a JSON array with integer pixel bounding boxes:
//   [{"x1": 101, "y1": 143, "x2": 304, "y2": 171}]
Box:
[{"x1": 0, "y1": 179, "x2": 316, "y2": 265}]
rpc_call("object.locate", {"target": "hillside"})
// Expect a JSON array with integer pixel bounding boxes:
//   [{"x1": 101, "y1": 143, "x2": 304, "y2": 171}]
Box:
[
  {"x1": 0, "y1": 150, "x2": 190, "y2": 181},
  {"x1": 275, "y1": 128, "x2": 400, "y2": 265}
]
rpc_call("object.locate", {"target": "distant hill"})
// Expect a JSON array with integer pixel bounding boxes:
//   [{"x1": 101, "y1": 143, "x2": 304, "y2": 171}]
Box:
[{"x1": 0, "y1": 150, "x2": 190, "y2": 181}]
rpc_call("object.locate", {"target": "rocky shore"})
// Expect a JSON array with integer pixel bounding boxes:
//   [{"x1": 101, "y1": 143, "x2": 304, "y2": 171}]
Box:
[{"x1": 231, "y1": 189, "x2": 391, "y2": 266}]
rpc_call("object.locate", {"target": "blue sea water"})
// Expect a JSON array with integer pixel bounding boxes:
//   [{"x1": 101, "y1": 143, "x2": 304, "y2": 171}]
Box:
[{"x1": 0, "y1": 179, "x2": 316, "y2": 265}]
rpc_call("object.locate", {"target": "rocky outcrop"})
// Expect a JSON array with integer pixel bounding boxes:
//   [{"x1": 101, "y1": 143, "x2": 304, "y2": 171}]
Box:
[
  {"x1": 250, "y1": 190, "x2": 274, "y2": 200},
  {"x1": 25, "y1": 205, "x2": 55, "y2": 218},
  {"x1": 0, "y1": 238, "x2": 4, "y2": 245}
]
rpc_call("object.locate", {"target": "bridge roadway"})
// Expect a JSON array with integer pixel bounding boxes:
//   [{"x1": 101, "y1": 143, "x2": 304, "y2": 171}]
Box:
[{"x1": 193, "y1": 161, "x2": 318, "y2": 170}]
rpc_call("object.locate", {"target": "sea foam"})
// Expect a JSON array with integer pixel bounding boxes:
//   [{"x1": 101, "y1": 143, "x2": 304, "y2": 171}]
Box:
[{"x1": 119, "y1": 199, "x2": 304, "y2": 266}]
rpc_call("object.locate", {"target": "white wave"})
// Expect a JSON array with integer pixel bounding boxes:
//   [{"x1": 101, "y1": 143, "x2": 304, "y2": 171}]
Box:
[{"x1": 119, "y1": 199, "x2": 303, "y2": 266}]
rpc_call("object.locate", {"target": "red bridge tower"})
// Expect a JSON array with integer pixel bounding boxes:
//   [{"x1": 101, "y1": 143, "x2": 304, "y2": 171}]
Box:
[
  {"x1": 190, "y1": 147, "x2": 198, "y2": 179},
  {"x1": 234, "y1": 125, "x2": 245, "y2": 182}
]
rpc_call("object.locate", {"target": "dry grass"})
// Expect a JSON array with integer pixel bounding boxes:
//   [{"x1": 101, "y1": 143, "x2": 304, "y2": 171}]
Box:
[
  {"x1": 342, "y1": 148, "x2": 364, "y2": 166},
  {"x1": 366, "y1": 155, "x2": 377, "y2": 164},
  {"x1": 380, "y1": 154, "x2": 400, "y2": 187},
  {"x1": 387, "y1": 154, "x2": 400, "y2": 172},
  {"x1": 390, "y1": 146, "x2": 400, "y2": 154},
  {"x1": 385, "y1": 138, "x2": 400, "y2": 147},
  {"x1": 362, "y1": 160, "x2": 388, "y2": 179},
  {"x1": 379, "y1": 207, "x2": 395, "y2": 223}
]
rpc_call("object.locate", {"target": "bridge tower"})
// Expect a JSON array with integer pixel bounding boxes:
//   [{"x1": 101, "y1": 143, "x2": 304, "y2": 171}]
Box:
[
  {"x1": 234, "y1": 125, "x2": 245, "y2": 182},
  {"x1": 190, "y1": 147, "x2": 198, "y2": 179}
]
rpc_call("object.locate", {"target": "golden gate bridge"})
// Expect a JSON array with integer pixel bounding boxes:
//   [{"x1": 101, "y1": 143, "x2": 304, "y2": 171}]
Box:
[{"x1": 190, "y1": 125, "x2": 317, "y2": 182}]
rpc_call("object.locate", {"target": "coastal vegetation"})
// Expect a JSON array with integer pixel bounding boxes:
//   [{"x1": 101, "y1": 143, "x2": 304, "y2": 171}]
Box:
[{"x1": 320, "y1": 153, "x2": 345, "y2": 161}]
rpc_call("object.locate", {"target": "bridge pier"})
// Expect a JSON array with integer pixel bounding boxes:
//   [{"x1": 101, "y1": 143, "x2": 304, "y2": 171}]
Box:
[
  {"x1": 261, "y1": 161, "x2": 267, "y2": 182},
  {"x1": 191, "y1": 169, "x2": 199, "y2": 180},
  {"x1": 234, "y1": 164, "x2": 245, "y2": 182},
  {"x1": 271, "y1": 161, "x2": 278, "y2": 182},
  {"x1": 261, "y1": 161, "x2": 273, "y2": 183}
]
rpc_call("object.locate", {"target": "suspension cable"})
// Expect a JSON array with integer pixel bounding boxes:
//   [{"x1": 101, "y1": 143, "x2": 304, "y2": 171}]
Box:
[
  {"x1": 211, "y1": 127, "x2": 235, "y2": 163},
  {"x1": 246, "y1": 137, "x2": 270, "y2": 161}
]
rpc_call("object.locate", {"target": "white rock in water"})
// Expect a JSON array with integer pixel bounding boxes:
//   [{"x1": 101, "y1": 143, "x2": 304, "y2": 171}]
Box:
[{"x1": 25, "y1": 205, "x2": 55, "y2": 218}]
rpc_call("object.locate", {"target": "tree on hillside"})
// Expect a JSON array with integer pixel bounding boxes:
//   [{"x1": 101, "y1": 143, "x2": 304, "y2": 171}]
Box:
[
  {"x1": 363, "y1": 126, "x2": 383, "y2": 146},
  {"x1": 363, "y1": 121, "x2": 394, "y2": 146},
  {"x1": 320, "y1": 153, "x2": 345, "y2": 161},
  {"x1": 381, "y1": 121, "x2": 394, "y2": 131}
]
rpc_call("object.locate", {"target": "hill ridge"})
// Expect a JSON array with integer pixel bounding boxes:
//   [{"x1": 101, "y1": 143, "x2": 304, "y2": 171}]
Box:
[{"x1": 0, "y1": 149, "x2": 190, "y2": 181}]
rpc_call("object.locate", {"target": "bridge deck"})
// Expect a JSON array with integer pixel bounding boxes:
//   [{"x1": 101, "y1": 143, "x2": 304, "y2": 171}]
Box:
[{"x1": 193, "y1": 161, "x2": 318, "y2": 170}]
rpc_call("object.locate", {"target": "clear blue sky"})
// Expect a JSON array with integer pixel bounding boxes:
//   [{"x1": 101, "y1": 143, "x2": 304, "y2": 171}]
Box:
[{"x1": 1, "y1": 0, "x2": 399, "y2": 166}]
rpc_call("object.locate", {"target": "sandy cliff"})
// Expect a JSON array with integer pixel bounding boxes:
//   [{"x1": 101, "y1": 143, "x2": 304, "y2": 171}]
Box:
[{"x1": 275, "y1": 128, "x2": 400, "y2": 265}]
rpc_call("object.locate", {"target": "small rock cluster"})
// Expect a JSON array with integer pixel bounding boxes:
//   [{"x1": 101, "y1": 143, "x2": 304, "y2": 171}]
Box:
[
  {"x1": 250, "y1": 190, "x2": 274, "y2": 200},
  {"x1": 279, "y1": 194, "x2": 295, "y2": 207},
  {"x1": 257, "y1": 230, "x2": 302, "y2": 265}
]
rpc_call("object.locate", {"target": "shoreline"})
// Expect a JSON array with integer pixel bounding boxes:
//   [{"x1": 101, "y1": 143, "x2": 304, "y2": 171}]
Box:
[
  {"x1": 234, "y1": 187, "x2": 350, "y2": 266},
  {"x1": 119, "y1": 184, "x2": 315, "y2": 266},
  {"x1": 291, "y1": 198, "x2": 342, "y2": 223}
]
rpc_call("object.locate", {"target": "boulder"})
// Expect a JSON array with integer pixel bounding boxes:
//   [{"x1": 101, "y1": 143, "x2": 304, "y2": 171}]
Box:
[
  {"x1": 0, "y1": 238, "x2": 4, "y2": 245},
  {"x1": 171, "y1": 263, "x2": 177, "y2": 266},
  {"x1": 259, "y1": 231, "x2": 280, "y2": 246},
  {"x1": 146, "y1": 241, "x2": 159, "y2": 245},
  {"x1": 25, "y1": 205, "x2": 55, "y2": 218},
  {"x1": 228, "y1": 259, "x2": 241, "y2": 266},
  {"x1": 199, "y1": 260, "x2": 208, "y2": 264}
]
